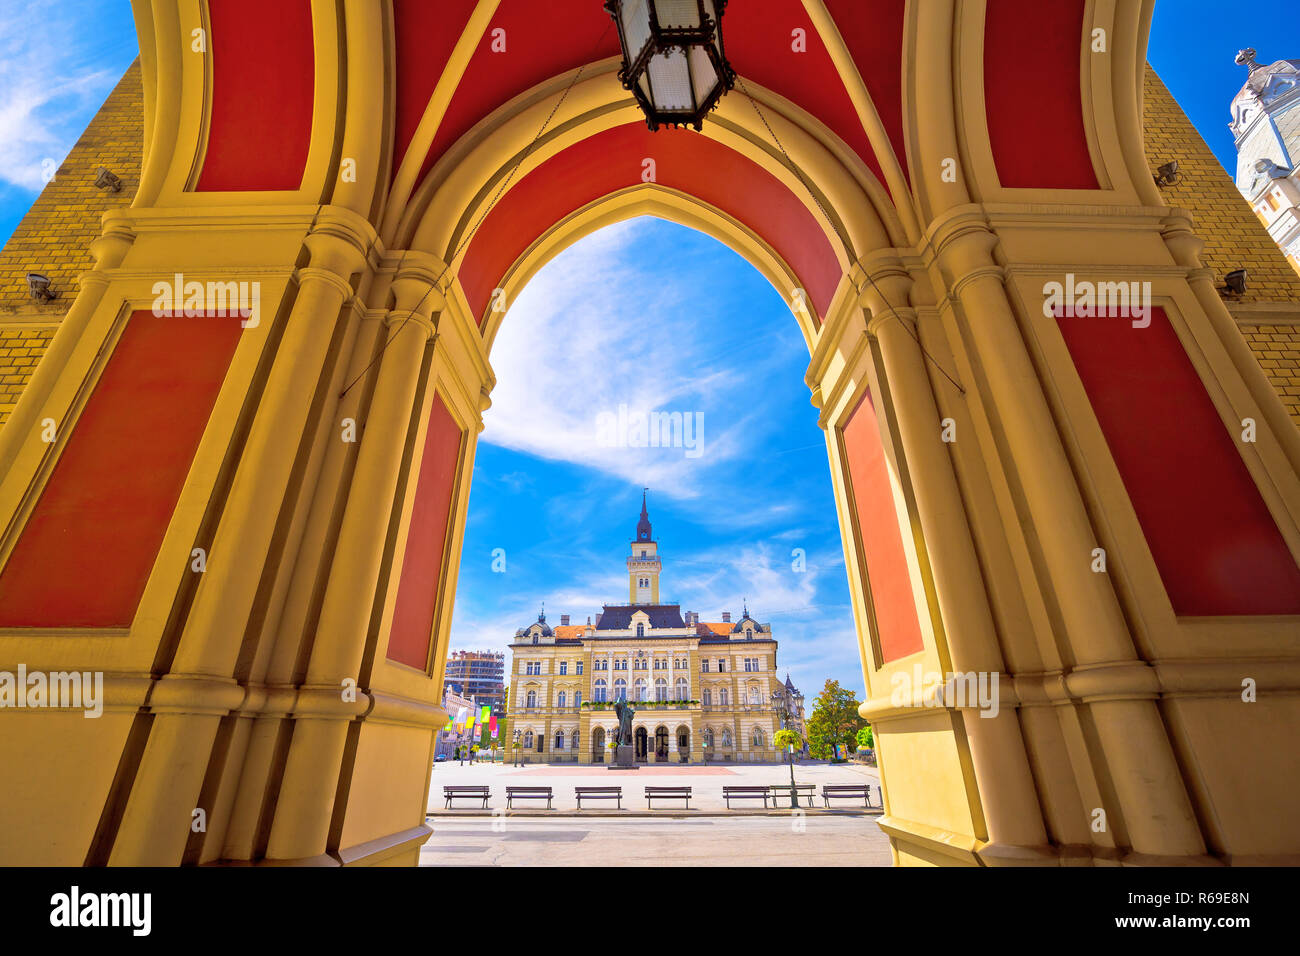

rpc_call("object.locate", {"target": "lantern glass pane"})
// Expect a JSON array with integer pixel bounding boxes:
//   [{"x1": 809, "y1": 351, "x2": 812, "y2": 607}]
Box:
[
  {"x1": 620, "y1": 0, "x2": 652, "y2": 60},
  {"x1": 654, "y1": 0, "x2": 703, "y2": 29},
  {"x1": 688, "y1": 45, "x2": 717, "y2": 105},
  {"x1": 647, "y1": 47, "x2": 693, "y2": 112}
]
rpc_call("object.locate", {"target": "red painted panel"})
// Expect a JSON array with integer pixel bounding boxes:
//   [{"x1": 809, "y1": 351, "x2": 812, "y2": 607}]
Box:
[
  {"x1": 458, "y1": 123, "x2": 841, "y2": 320},
  {"x1": 196, "y1": 0, "x2": 315, "y2": 191},
  {"x1": 392, "y1": 0, "x2": 479, "y2": 182},
  {"x1": 819, "y1": 0, "x2": 908, "y2": 183},
  {"x1": 416, "y1": 0, "x2": 619, "y2": 185},
  {"x1": 0, "y1": 311, "x2": 243, "y2": 627},
  {"x1": 388, "y1": 393, "x2": 464, "y2": 670},
  {"x1": 983, "y1": 0, "x2": 1098, "y2": 189},
  {"x1": 728, "y1": 0, "x2": 894, "y2": 186},
  {"x1": 842, "y1": 390, "x2": 925, "y2": 662},
  {"x1": 1057, "y1": 307, "x2": 1300, "y2": 615}
]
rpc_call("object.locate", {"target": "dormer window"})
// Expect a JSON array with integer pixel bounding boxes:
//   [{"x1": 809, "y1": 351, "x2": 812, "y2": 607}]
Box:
[
  {"x1": 532, "y1": 635, "x2": 538, "y2": 644},
  {"x1": 636, "y1": 623, "x2": 645, "y2": 637}
]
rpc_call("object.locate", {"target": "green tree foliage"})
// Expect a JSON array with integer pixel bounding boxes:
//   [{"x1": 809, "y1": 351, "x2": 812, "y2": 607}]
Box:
[
  {"x1": 773, "y1": 728, "x2": 802, "y2": 752},
  {"x1": 806, "y1": 679, "x2": 865, "y2": 759},
  {"x1": 856, "y1": 724, "x2": 874, "y2": 751}
]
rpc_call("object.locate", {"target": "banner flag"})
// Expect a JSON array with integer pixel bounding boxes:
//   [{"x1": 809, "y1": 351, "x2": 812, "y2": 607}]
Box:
[{"x1": 489, "y1": 715, "x2": 499, "y2": 739}]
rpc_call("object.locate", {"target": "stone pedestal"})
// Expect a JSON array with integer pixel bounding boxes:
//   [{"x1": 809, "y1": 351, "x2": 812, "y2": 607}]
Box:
[{"x1": 609, "y1": 745, "x2": 638, "y2": 769}]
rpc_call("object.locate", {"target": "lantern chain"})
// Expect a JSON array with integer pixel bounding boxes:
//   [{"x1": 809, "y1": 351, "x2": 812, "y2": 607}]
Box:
[{"x1": 733, "y1": 76, "x2": 966, "y2": 397}]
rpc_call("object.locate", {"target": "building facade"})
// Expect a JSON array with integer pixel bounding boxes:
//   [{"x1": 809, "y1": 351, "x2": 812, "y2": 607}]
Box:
[
  {"x1": 442, "y1": 649, "x2": 505, "y2": 710},
  {"x1": 1231, "y1": 48, "x2": 1300, "y2": 275},
  {"x1": 509, "y1": 497, "x2": 788, "y2": 764}
]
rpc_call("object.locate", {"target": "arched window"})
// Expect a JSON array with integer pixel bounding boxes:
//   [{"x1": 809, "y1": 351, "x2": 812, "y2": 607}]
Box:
[
  {"x1": 615, "y1": 678, "x2": 627, "y2": 701},
  {"x1": 719, "y1": 688, "x2": 729, "y2": 706},
  {"x1": 722, "y1": 728, "x2": 732, "y2": 747},
  {"x1": 532, "y1": 634, "x2": 538, "y2": 644},
  {"x1": 524, "y1": 730, "x2": 534, "y2": 748},
  {"x1": 746, "y1": 628, "x2": 753, "y2": 639},
  {"x1": 703, "y1": 728, "x2": 713, "y2": 746},
  {"x1": 634, "y1": 678, "x2": 647, "y2": 702},
  {"x1": 572, "y1": 730, "x2": 580, "y2": 751},
  {"x1": 525, "y1": 690, "x2": 537, "y2": 708},
  {"x1": 557, "y1": 691, "x2": 567, "y2": 708},
  {"x1": 636, "y1": 623, "x2": 645, "y2": 637},
  {"x1": 675, "y1": 677, "x2": 689, "y2": 699},
  {"x1": 752, "y1": 727, "x2": 765, "y2": 748},
  {"x1": 594, "y1": 679, "x2": 607, "y2": 703},
  {"x1": 555, "y1": 730, "x2": 565, "y2": 750},
  {"x1": 703, "y1": 688, "x2": 712, "y2": 705},
  {"x1": 655, "y1": 678, "x2": 668, "y2": 701}
]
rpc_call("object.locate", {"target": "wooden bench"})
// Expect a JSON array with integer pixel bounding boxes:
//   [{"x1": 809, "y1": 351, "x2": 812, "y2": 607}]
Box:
[
  {"x1": 722, "y1": 785, "x2": 770, "y2": 809},
  {"x1": 443, "y1": 785, "x2": 490, "y2": 809},
  {"x1": 645, "y1": 786, "x2": 692, "y2": 808},
  {"x1": 768, "y1": 783, "x2": 818, "y2": 808},
  {"x1": 575, "y1": 786, "x2": 623, "y2": 809},
  {"x1": 506, "y1": 786, "x2": 554, "y2": 809},
  {"x1": 822, "y1": 784, "x2": 872, "y2": 808}
]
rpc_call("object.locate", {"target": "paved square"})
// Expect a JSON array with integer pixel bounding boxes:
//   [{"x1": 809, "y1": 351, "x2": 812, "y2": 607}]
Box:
[{"x1": 421, "y1": 760, "x2": 892, "y2": 866}]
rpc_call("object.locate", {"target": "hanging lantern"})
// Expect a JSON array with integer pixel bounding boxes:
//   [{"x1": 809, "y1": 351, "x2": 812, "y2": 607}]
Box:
[{"x1": 604, "y1": 0, "x2": 736, "y2": 131}]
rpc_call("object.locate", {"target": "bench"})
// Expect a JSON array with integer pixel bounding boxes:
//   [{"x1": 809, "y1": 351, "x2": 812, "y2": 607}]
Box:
[
  {"x1": 768, "y1": 783, "x2": 818, "y2": 808},
  {"x1": 506, "y1": 786, "x2": 554, "y2": 809},
  {"x1": 822, "y1": 784, "x2": 872, "y2": 808},
  {"x1": 645, "y1": 786, "x2": 692, "y2": 808},
  {"x1": 722, "y1": 786, "x2": 770, "y2": 809},
  {"x1": 575, "y1": 786, "x2": 623, "y2": 809},
  {"x1": 443, "y1": 785, "x2": 490, "y2": 809}
]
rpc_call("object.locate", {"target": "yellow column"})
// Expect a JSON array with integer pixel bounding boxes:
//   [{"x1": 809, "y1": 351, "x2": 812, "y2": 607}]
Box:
[
  {"x1": 860, "y1": 266, "x2": 1051, "y2": 862},
  {"x1": 933, "y1": 223, "x2": 1205, "y2": 860},
  {"x1": 264, "y1": 258, "x2": 442, "y2": 862}
]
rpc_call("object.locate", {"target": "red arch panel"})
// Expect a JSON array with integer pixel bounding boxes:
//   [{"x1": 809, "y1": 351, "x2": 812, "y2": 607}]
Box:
[
  {"x1": 983, "y1": 0, "x2": 1099, "y2": 190},
  {"x1": 727, "y1": 0, "x2": 898, "y2": 186},
  {"x1": 196, "y1": 0, "x2": 315, "y2": 192},
  {"x1": 842, "y1": 389, "x2": 925, "y2": 663},
  {"x1": 388, "y1": 393, "x2": 465, "y2": 670},
  {"x1": 414, "y1": 0, "x2": 619, "y2": 186},
  {"x1": 820, "y1": 0, "x2": 908, "y2": 184},
  {"x1": 391, "y1": 0, "x2": 479, "y2": 182},
  {"x1": 458, "y1": 124, "x2": 842, "y2": 322},
  {"x1": 1058, "y1": 307, "x2": 1300, "y2": 615}
]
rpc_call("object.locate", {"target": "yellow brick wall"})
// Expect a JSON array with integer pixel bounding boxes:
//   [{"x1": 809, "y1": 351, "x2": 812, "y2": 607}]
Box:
[
  {"x1": 1142, "y1": 66, "x2": 1300, "y2": 303},
  {"x1": 1240, "y1": 324, "x2": 1300, "y2": 424},
  {"x1": 0, "y1": 60, "x2": 142, "y2": 426}
]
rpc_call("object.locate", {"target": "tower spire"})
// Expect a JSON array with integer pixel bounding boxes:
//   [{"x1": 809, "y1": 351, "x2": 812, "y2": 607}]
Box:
[{"x1": 636, "y1": 488, "x2": 652, "y2": 542}]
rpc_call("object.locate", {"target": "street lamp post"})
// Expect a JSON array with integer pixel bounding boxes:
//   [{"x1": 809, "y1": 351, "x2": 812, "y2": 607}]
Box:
[
  {"x1": 772, "y1": 690, "x2": 798, "y2": 809},
  {"x1": 512, "y1": 729, "x2": 522, "y2": 768}
]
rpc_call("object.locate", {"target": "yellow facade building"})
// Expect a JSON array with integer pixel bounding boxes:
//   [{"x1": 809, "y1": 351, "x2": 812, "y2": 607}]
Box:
[{"x1": 509, "y1": 496, "x2": 802, "y2": 765}]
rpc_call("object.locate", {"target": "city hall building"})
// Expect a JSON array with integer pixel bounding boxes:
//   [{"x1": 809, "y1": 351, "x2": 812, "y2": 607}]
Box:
[{"x1": 508, "y1": 497, "x2": 804, "y2": 764}]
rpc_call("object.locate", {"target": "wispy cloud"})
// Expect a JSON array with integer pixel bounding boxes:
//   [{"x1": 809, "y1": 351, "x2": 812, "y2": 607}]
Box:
[{"x1": 0, "y1": 0, "x2": 137, "y2": 192}]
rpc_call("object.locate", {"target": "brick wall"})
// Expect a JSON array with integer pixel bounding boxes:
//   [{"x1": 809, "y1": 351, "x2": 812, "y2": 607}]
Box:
[
  {"x1": 1240, "y1": 324, "x2": 1300, "y2": 424},
  {"x1": 0, "y1": 61, "x2": 142, "y2": 426}
]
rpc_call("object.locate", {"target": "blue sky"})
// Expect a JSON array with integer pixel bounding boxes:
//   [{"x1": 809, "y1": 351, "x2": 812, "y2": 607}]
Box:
[{"x1": 1, "y1": 3, "x2": 1297, "y2": 700}]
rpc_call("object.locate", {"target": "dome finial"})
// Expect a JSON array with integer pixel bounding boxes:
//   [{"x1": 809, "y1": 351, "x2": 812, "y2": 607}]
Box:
[
  {"x1": 1236, "y1": 48, "x2": 1262, "y2": 72},
  {"x1": 636, "y1": 488, "x2": 652, "y2": 541}
]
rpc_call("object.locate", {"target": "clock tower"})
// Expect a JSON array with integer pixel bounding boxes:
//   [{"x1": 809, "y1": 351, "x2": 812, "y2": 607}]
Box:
[{"x1": 627, "y1": 490, "x2": 661, "y2": 604}]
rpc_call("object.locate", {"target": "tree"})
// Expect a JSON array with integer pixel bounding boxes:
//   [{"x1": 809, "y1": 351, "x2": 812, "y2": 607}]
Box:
[
  {"x1": 856, "y1": 724, "x2": 874, "y2": 751},
  {"x1": 806, "y1": 679, "x2": 865, "y2": 759},
  {"x1": 773, "y1": 728, "x2": 802, "y2": 752}
]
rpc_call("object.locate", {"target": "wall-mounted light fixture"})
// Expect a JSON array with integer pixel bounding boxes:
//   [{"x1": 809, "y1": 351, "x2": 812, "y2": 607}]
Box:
[
  {"x1": 1223, "y1": 269, "x2": 1248, "y2": 296},
  {"x1": 26, "y1": 273, "x2": 57, "y2": 302},
  {"x1": 1153, "y1": 161, "x2": 1181, "y2": 188},
  {"x1": 93, "y1": 167, "x2": 123, "y2": 192}
]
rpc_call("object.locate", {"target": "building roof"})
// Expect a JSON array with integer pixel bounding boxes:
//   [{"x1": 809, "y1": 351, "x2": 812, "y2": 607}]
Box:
[
  {"x1": 695, "y1": 622, "x2": 731, "y2": 636},
  {"x1": 595, "y1": 604, "x2": 685, "y2": 630},
  {"x1": 553, "y1": 625, "x2": 586, "y2": 641}
]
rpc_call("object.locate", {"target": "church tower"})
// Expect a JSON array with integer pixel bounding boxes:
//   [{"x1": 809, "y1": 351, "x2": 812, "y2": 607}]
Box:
[{"x1": 627, "y1": 490, "x2": 661, "y2": 604}]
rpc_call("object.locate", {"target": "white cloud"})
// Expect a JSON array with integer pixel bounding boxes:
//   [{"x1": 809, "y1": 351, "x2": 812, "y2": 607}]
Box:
[
  {"x1": 0, "y1": 0, "x2": 136, "y2": 191},
  {"x1": 482, "y1": 217, "x2": 782, "y2": 498}
]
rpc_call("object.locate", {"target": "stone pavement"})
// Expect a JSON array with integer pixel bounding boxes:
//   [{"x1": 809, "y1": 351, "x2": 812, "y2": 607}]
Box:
[
  {"x1": 427, "y1": 759, "x2": 881, "y2": 813},
  {"x1": 420, "y1": 814, "x2": 894, "y2": 867}
]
